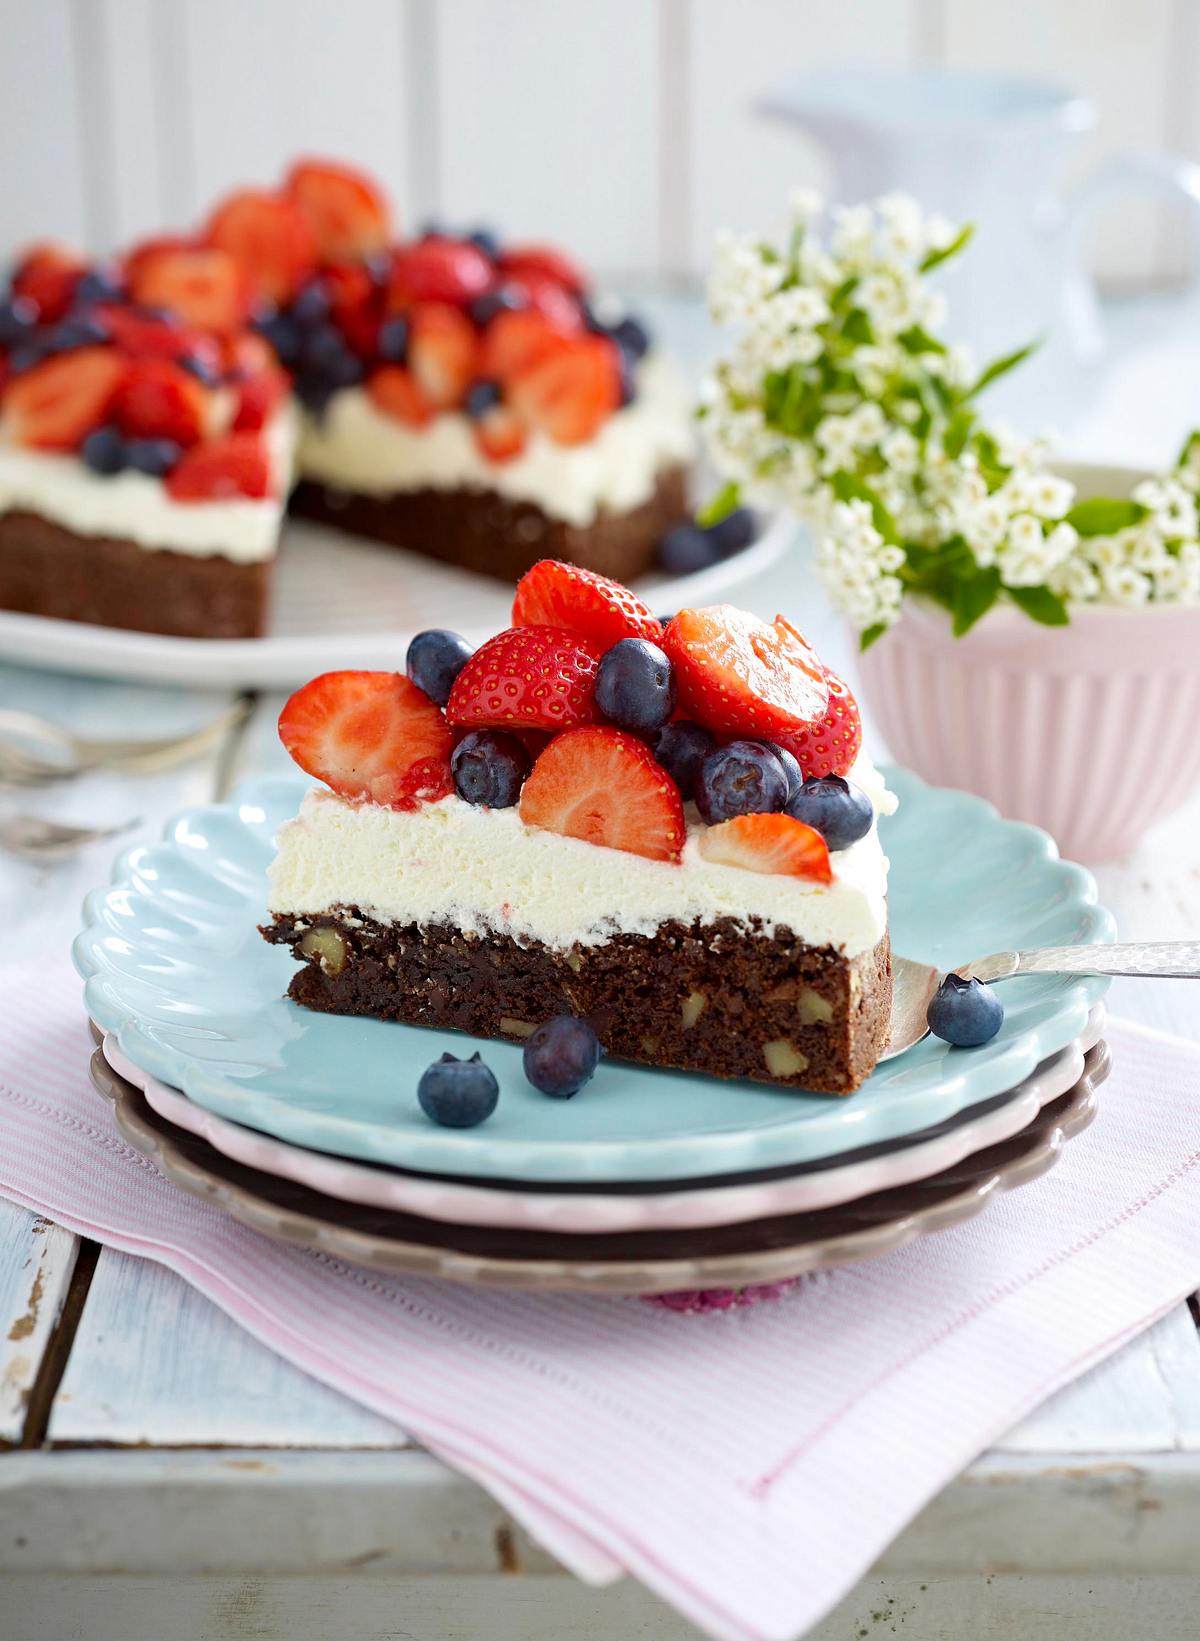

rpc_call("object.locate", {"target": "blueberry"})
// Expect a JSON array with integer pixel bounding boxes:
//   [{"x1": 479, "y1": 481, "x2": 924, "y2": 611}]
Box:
[
  {"x1": 6, "y1": 344, "x2": 45, "y2": 375},
  {"x1": 289, "y1": 279, "x2": 331, "y2": 329},
  {"x1": 465, "y1": 378, "x2": 503, "y2": 419},
  {"x1": 0, "y1": 296, "x2": 39, "y2": 347},
  {"x1": 595, "y1": 638, "x2": 675, "y2": 732},
  {"x1": 74, "y1": 265, "x2": 124, "y2": 306},
  {"x1": 377, "y1": 315, "x2": 410, "y2": 363},
  {"x1": 254, "y1": 311, "x2": 302, "y2": 367},
  {"x1": 303, "y1": 325, "x2": 364, "y2": 387},
  {"x1": 707, "y1": 506, "x2": 758, "y2": 557},
  {"x1": 468, "y1": 227, "x2": 501, "y2": 260},
  {"x1": 179, "y1": 350, "x2": 221, "y2": 386},
  {"x1": 767, "y1": 744, "x2": 804, "y2": 808},
  {"x1": 609, "y1": 315, "x2": 649, "y2": 360},
  {"x1": 523, "y1": 1016, "x2": 602, "y2": 1099},
  {"x1": 44, "y1": 315, "x2": 110, "y2": 352},
  {"x1": 926, "y1": 974, "x2": 1004, "y2": 1049},
  {"x1": 452, "y1": 729, "x2": 530, "y2": 808},
  {"x1": 417, "y1": 1051, "x2": 500, "y2": 1128},
  {"x1": 468, "y1": 287, "x2": 524, "y2": 327},
  {"x1": 295, "y1": 374, "x2": 336, "y2": 415},
  {"x1": 406, "y1": 627, "x2": 474, "y2": 706},
  {"x1": 785, "y1": 775, "x2": 873, "y2": 852},
  {"x1": 125, "y1": 438, "x2": 182, "y2": 478},
  {"x1": 418, "y1": 219, "x2": 445, "y2": 239},
  {"x1": 137, "y1": 305, "x2": 177, "y2": 325},
  {"x1": 658, "y1": 523, "x2": 722, "y2": 577},
  {"x1": 81, "y1": 426, "x2": 127, "y2": 476},
  {"x1": 653, "y1": 719, "x2": 715, "y2": 800},
  {"x1": 696, "y1": 741, "x2": 789, "y2": 824},
  {"x1": 615, "y1": 349, "x2": 636, "y2": 407}
]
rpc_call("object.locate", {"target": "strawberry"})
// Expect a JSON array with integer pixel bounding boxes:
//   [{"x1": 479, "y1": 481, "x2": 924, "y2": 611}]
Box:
[
  {"x1": 124, "y1": 233, "x2": 196, "y2": 278},
  {"x1": 697, "y1": 813, "x2": 832, "y2": 883},
  {"x1": 233, "y1": 368, "x2": 290, "y2": 431},
  {"x1": 512, "y1": 560, "x2": 663, "y2": 649},
  {"x1": 367, "y1": 365, "x2": 436, "y2": 428},
  {"x1": 408, "y1": 303, "x2": 477, "y2": 408},
  {"x1": 480, "y1": 309, "x2": 570, "y2": 383},
  {"x1": 278, "y1": 671, "x2": 453, "y2": 810},
  {"x1": 499, "y1": 244, "x2": 587, "y2": 297},
  {"x1": 773, "y1": 667, "x2": 863, "y2": 779},
  {"x1": 472, "y1": 403, "x2": 527, "y2": 464},
  {"x1": 92, "y1": 305, "x2": 216, "y2": 375},
  {"x1": 662, "y1": 606, "x2": 830, "y2": 742},
  {"x1": 324, "y1": 260, "x2": 383, "y2": 357},
  {"x1": 506, "y1": 273, "x2": 584, "y2": 334},
  {"x1": 130, "y1": 246, "x2": 251, "y2": 334},
  {"x1": 446, "y1": 625, "x2": 602, "y2": 732},
  {"x1": 508, "y1": 335, "x2": 621, "y2": 446},
  {"x1": 165, "y1": 432, "x2": 273, "y2": 502},
  {"x1": 205, "y1": 188, "x2": 317, "y2": 306},
  {"x1": 111, "y1": 359, "x2": 214, "y2": 446},
  {"x1": 519, "y1": 726, "x2": 685, "y2": 863},
  {"x1": 222, "y1": 330, "x2": 278, "y2": 380},
  {"x1": 11, "y1": 243, "x2": 87, "y2": 323},
  {"x1": 285, "y1": 159, "x2": 391, "y2": 263},
  {"x1": 5, "y1": 347, "x2": 128, "y2": 451},
  {"x1": 388, "y1": 238, "x2": 493, "y2": 310}
]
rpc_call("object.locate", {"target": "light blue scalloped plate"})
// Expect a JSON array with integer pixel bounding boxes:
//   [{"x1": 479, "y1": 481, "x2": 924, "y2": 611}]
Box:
[{"x1": 74, "y1": 770, "x2": 1114, "y2": 1184}]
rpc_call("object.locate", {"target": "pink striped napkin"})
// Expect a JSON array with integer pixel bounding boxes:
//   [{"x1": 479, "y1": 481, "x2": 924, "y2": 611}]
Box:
[{"x1": 4, "y1": 959, "x2": 1200, "y2": 1641}]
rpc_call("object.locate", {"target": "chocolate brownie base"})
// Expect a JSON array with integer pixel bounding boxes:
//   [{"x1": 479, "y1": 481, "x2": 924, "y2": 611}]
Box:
[
  {"x1": 262, "y1": 910, "x2": 893, "y2": 1095},
  {"x1": 287, "y1": 463, "x2": 689, "y2": 585},
  {"x1": 0, "y1": 509, "x2": 271, "y2": 638}
]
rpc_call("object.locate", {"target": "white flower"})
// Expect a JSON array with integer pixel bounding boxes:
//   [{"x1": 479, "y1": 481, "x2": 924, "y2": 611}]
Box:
[
  {"x1": 814, "y1": 414, "x2": 858, "y2": 471},
  {"x1": 1049, "y1": 558, "x2": 1100, "y2": 601},
  {"x1": 880, "y1": 427, "x2": 919, "y2": 474},
  {"x1": 1022, "y1": 472, "x2": 1076, "y2": 520},
  {"x1": 1102, "y1": 565, "x2": 1152, "y2": 607},
  {"x1": 830, "y1": 204, "x2": 875, "y2": 266},
  {"x1": 789, "y1": 186, "x2": 824, "y2": 224},
  {"x1": 1134, "y1": 477, "x2": 1197, "y2": 539},
  {"x1": 847, "y1": 402, "x2": 886, "y2": 448}
]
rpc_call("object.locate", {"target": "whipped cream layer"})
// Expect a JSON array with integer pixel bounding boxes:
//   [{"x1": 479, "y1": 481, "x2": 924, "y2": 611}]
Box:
[
  {"x1": 0, "y1": 410, "x2": 295, "y2": 562},
  {"x1": 297, "y1": 353, "x2": 694, "y2": 527},
  {"x1": 268, "y1": 755, "x2": 896, "y2": 958}
]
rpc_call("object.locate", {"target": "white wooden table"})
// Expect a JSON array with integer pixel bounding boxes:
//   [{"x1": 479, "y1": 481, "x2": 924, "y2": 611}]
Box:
[{"x1": 1, "y1": 295, "x2": 1199, "y2": 1640}]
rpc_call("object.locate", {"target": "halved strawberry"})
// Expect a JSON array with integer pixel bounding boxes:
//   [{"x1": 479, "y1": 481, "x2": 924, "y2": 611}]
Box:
[
  {"x1": 165, "y1": 432, "x2": 273, "y2": 501},
  {"x1": 472, "y1": 403, "x2": 527, "y2": 464},
  {"x1": 512, "y1": 560, "x2": 663, "y2": 648},
  {"x1": 324, "y1": 259, "x2": 383, "y2": 357},
  {"x1": 285, "y1": 159, "x2": 391, "y2": 263},
  {"x1": 508, "y1": 335, "x2": 621, "y2": 446},
  {"x1": 697, "y1": 813, "x2": 832, "y2": 883},
  {"x1": 205, "y1": 188, "x2": 317, "y2": 306},
  {"x1": 111, "y1": 359, "x2": 214, "y2": 446},
  {"x1": 123, "y1": 233, "x2": 196, "y2": 278},
  {"x1": 408, "y1": 303, "x2": 477, "y2": 408},
  {"x1": 662, "y1": 606, "x2": 830, "y2": 741},
  {"x1": 11, "y1": 243, "x2": 87, "y2": 323},
  {"x1": 506, "y1": 273, "x2": 584, "y2": 335},
  {"x1": 5, "y1": 347, "x2": 128, "y2": 451},
  {"x1": 92, "y1": 305, "x2": 213, "y2": 374},
  {"x1": 278, "y1": 671, "x2": 453, "y2": 810},
  {"x1": 388, "y1": 238, "x2": 493, "y2": 310},
  {"x1": 499, "y1": 244, "x2": 587, "y2": 297},
  {"x1": 233, "y1": 368, "x2": 290, "y2": 431},
  {"x1": 519, "y1": 726, "x2": 685, "y2": 863},
  {"x1": 130, "y1": 246, "x2": 251, "y2": 334},
  {"x1": 367, "y1": 365, "x2": 436, "y2": 428},
  {"x1": 480, "y1": 309, "x2": 570, "y2": 383},
  {"x1": 773, "y1": 667, "x2": 863, "y2": 779},
  {"x1": 222, "y1": 329, "x2": 278, "y2": 380},
  {"x1": 446, "y1": 625, "x2": 601, "y2": 732}
]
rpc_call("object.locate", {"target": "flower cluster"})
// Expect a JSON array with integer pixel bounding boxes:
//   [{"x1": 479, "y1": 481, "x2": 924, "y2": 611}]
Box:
[{"x1": 702, "y1": 191, "x2": 1200, "y2": 643}]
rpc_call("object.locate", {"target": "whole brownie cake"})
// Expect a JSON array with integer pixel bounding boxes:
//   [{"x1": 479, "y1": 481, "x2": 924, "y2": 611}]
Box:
[{"x1": 262, "y1": 560, "x2": 894, "y2": 1094}]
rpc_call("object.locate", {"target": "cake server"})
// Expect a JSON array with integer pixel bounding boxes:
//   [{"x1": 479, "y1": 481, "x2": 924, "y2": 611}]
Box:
[{"x1": 0, "y1": 699, "x2": 248, "y2": 785}]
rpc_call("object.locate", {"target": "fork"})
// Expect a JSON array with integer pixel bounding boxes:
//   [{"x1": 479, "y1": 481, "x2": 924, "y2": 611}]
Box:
[
  {"x1": 0, "y1": 699, "x2": 249, "y2": 786},
  {"x1": 0, "y1": 812, "x2": 139, "y2": 863}
]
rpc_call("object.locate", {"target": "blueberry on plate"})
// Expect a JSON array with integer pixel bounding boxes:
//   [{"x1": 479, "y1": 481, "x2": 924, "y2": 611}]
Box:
[
  {"x1": 786, "y1": 775, "x2": 873, "y2": 851},
  {"x1": 125, "y1": 438, "x2": 182, "y2": 478},
  {"x1": 696, "y1": 740, "x2": 789, "y2": 824},
  {"x1": 658, "y1": 523, "x2": 722, "y2": 577},
  {"x1": 653, "y1": 719, "x2": 716, "y2": 801},
  {"x1": 377, "y1": 316, "x2": 410, "y2": 363},
  {"x1": 926, "y1": 974, "x2": 1004, "y2": 1048},
  {"x1": 524, "y1": 1016, "x2": 602, "y2": 1099},
  {"x1": 465, "y1": 378, "x2": 503, "y2": 419},
  {"x1": 81, "y1": 426, "x2": 127, "y2": 477},
  {"x1": 595, "y1": 638, "x2": 675, "y2": 732},
  {"x1": 418, "y1": 1052, "x2": 500, "y2": 1128},
  {"x1": 707, "y1": 507, "x2": 758, "y2": 557},
  {"x1": 406, "y1": 628, "x2": 474, "y2": 707},
  {"x1": 452, "y1": 729, "x2": 530, "y2": 808}
]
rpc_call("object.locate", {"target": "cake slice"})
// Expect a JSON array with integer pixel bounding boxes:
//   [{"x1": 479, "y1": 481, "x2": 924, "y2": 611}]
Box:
[{"x1": 262, "y1": 561, "x2": 894, "y2": 1094}]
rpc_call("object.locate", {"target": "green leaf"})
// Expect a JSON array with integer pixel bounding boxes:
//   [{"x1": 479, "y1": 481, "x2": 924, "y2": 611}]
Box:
[
  {"x1": 830, "y1": 471, "x2": 899, "y2": 543},
  {"x1": 897, "y1": 325, "x2": 947, "y2": 356},
  {"x1": 829, "y1": 275, "x2": 859, "y2": 311},
  {"x1": 966, "y1": 338, "x2": 1041, "y2": 400},
  {"x1": 1175, "y1": 429, "x2": 1200, "y2": 471},
  {"x1": 859, "y1": 622, "x2": 887, "y2": 652},
  {"x1": 918, "y1": 222, "x2": 975, "y2": 273},
  {"x1": 1008, "y1": 585, "x2": 1070, "y2": 626},
  {"x1": 696, "y1": 481, "x2": 741, "y2": 529},
  {"x1": 951, "y1": 565, "x2": 1002, "y2": 637},
  {"x1": 842, "y1": 308, "x2": 874, "y2": 344},
  {"x1": 1063, "y1": 497, "x2": 1149, "y2": 537},
  {"x1": 943, "y1": 407, "x2": 975, "y2": 460}
]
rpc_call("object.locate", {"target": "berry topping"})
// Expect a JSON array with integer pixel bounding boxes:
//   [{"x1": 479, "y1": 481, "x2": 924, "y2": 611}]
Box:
[
  {"x1": 164, "y1": 432, "x2": 272, "y2": 501},
  {"x1": 376, "y1": 315, "x2": 410, "y2": 362},
  {"x1": 111, "y1": 359, "x2": 213, "y2": 447},
  {"x1": 446, "y1": 625, "x2": 602, "y2": 733},
  {"x1": 697, "y1": 813, "x2": 832, "y2": 883},
  {"x1": 366, "y1": 365, "x2": 436, "y2": 428},
  {"x1": 42, "y1": 314, "x2": 111, "y2": 353},
  {"x1": 417, "y1": 1052, "x2": 499, "y2": 1129},
  {"x1": 608, "y1": 314, "x2": 650, "y2": 359},
  {"x1": 662, "y1": 606, "x2": 829, "y2": 741},
  {"x1": 468, "y1": 287, "x2": 524, "y2": 327},
  {"x1": 285, "y1": 159, "x2": 391, "y2": 263},
  {"x1": 125, "y1": 437, "x2": 182, "y2": 478},
  {"x1": 451, "y1": 729, "x2": 531, "y2": 809},
  {"x1": 467, "y1": 226, "x2": 501, "y2": 260},
  {"x1": 505, "y1": 271, "x2": 584, "y2": 335},
  {"x1": 406, "y1": 628, "x2": 475, "y2": 707},
  {"x1": 278, "y1": 670, "x2": 454, "y2": 810},
  {"x1": 11, "y1": 243, "x2": 86, "y2": 323},
  {"x1": 767, "y1": 743, "x2": 804, "y2": 807},
  {"x1": 74, "y1": 265, "x2": 125, "y2": 307},
  {"x1": 595, "y1": 638, "x2": 676, "y2": 733},
  {"x1": 232, "y1": 368, "x2": 290, "y2": 432},
  {"x1": 5, "y1": 347, "x2": 129, "y2": 452},
  {"x1": 508, "y1": 334, "x2": 621, "y2": 446},
  {"x1": 773, "y1": 668, "x2": 863, "y2": 780},
  {"x1": 786, "y1": 774, "x2": 873, "y2": 852},
  {"x1": 523, "y1": 1015, "x2": 601, "y2": 1099},
  {"x1": 81, "y1": 425, "x2": 127, "y2": 476},
  {"x1": 91, "y1": 304, "x2": 195, "y2": 365},
  {"x1": 926, "y1": 974, "x2": 1004, "y2": 1048},
  {"x1": 652, "y1": 719, "x2": 716, "y2": 801},
  {"x1": 518, "y1": 726, "x2": 685, "y2": 863},
  {"x1": 511, "y1": 560, "x2": 663, "y2": 649},
  {"x1": 407, "y1": 302, "x2": 477, "y2": 407},
  {"x1": 472, "y1": 401, "x2": 528, "y2": 464},
  {"x1": 498, "y1": 244, "x2": 587, "y2": 297},
  {"x1": 708, "y1": 506, "x2": 758, "y2": 555},
  {"x1": 388, "y1": 238, "x2": 494, "y2": 309},
  {"x1": 130, "y1": 245, "x2": 251, "y2": 334},
  {"x1": 657, "y1": 523, "x2": 720, "y2": 576},
  {"x1": 204, "y1": 188, "x2": 317, "y2": 306},
  {"x1": 465, "y1": 378, "x2": 503, "y2": 418},
  {"x1": 695, "y1": 741, "x2": 790, "y2": 825},
  {"x1": 0, "y1": 295, "x2": 39, "y2": 348},
  {"x1": 480, "y1": 308, "x2": 570, "y2": 381}
]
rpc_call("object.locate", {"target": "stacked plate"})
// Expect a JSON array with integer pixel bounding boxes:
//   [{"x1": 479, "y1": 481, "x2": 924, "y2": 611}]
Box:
[{"x1": 75, "y1": 769, "x2": 1115, "y2": 1295}]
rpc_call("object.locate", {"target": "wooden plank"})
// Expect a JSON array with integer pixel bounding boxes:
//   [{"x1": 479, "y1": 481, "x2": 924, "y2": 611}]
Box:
[
  {"x1": 0, "y1": 1205, "x2": 79, "y2": 1447},
  {"x1": 0, "y1": 0, "x2": 88, "y2": 251}
]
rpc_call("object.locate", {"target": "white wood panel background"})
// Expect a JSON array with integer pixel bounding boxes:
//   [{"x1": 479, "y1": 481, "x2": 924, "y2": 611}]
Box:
[{"x1": 2, "y1": 0, "x2": 1200, "y2": 285}]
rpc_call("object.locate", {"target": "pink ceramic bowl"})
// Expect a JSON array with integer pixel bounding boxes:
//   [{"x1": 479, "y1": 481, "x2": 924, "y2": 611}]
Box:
[{"x1": 857, "y1": 461, "x2": 1200, "y2": 863}]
